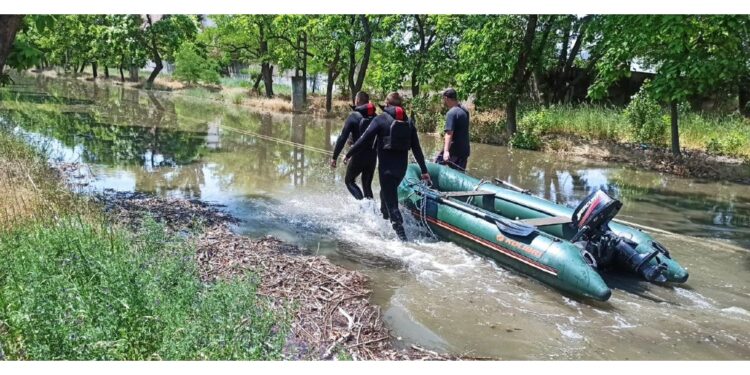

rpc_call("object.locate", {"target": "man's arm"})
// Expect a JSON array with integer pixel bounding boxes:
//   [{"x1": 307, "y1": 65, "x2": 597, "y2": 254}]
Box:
[
  {"x1": 410, "y1": 125, "x2": 429, "y2": 175},
  {"x1": 332, "y1": 115, "x2": 356, "y2": 162},
  {"x1": 442, "y1": 109, "x2": 456, "y2": 160},
  {"x1": 345, "y1": 119, "x2": 379, "y2": 160},
  {"x1": 442, "y1": 131, "x2": 453, "y2": 161}
]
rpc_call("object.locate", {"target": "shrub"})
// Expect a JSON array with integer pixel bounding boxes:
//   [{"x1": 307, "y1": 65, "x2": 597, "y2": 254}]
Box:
[
  {"x1": 509, "y1": 127, "x2": 542, "y2": 151},
  {"x1": 624, "y1": 85, "x2": 666, "y2": 145},
  {"x1": 409, "y1": 95, "x2": 443, "y2": 133},
  {"x1": 231, "y1": 93, "x2": 245, "y2": 105},
  {"x1": 173, "y1": 42, "x2": 221, "y2": 86}
]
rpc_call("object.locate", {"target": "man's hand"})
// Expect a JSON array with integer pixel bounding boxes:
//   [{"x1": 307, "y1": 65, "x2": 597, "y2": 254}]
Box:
[
  {"x1": 330, "y1": 158, "x2": 337, "y2": 168},
  {"x1": 421, "y1": 173, "x2": 433, "y2": 186},
  {"x1": 442, "y1": 150, "x2": 451, "y2": 163},
  {"x1": 343, "y1": 156, "x2": 351, "y2": 165}
]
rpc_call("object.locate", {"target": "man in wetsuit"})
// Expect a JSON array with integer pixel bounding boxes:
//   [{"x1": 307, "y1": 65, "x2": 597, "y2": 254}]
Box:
[
  {"x1": 435, "y1": 88, "x2": 471, "y2": 171},
  {"x1": 344, "y1": 92, "x2": 431, "y2": 241},
  {"x1": 330, "y1": 91, "x2": 377, "y2": 200}
]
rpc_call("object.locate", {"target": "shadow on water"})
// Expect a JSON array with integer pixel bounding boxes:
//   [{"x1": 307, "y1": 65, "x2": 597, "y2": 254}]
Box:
[
  {"x1": 333, "y1": 239, "x2": 407, "y2": 269},
  {"x1": 600, "y1": 271, "x2": 681, "y2": 305}
]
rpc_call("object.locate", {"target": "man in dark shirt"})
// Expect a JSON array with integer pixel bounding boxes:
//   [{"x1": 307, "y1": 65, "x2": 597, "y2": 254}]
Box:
[
  {"x1": 345, "y1": 92, "x2": 431, "y2": 241},
  {"x1": 330, "y1": 91, "x2": 377, "y2": 200},
  {"x1": 435, "y1": 88, "x2": 471, "y2": 171}
]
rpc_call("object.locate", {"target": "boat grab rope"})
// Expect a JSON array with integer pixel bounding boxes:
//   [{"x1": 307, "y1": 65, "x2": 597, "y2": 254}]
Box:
[{"x1": 405, "y1": 177, "x2": 438, "y2": 239}]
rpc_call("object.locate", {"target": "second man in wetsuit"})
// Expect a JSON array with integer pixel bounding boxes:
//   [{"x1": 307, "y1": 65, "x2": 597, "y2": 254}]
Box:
[
  {"x1": 344, "y1": 92, "x2": 431, "y2": 241},
  {"x1": 330, "y1": 91, "x2": 378, "y2": 200}
]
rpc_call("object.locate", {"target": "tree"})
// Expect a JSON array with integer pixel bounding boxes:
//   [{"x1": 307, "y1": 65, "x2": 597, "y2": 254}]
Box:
[
  {"x1": 0, "y1": 15, "x2": 25, "y2": 77},
  {"x1": 207, "y1": 15, "x2": 277, "y2": 97},
  {"x1": 547, "y1": 15, "x2": 598, "y2": 104},
  {"x1": 345, "y1": 15, "x2": 379, "y2": 104},
  {"x1": 173, "y1": 41, "x2": 220, "y2": 85},
  {"x1": 272, "y1": 15, "x2": 314, "y2": 101},
  {"x1": 141, "y1": 15, "x2": 199, "y2": 89},
  {"x1": 308, "y1": 15, "x2": 349, "y2": 112},
  {"x1": 589, "y1": 15, "x2": 749, "y2": 155},
  {"x1": 382, "y1": 15, "x2": 463, "y2": 98},
  {"x1": 458, "y1": 15, "x2": 556, "y2": 135}
]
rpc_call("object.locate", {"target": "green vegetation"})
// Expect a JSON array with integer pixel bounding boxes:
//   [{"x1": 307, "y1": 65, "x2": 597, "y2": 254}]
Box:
[
  {"x1": 173, "y1": 42, "x2": 220, "y2": 86},
  {"x1": 0, "y1": 131, "x2": 290, "y2": 360},
  {"x1": 623, "y1": 85, "x2": 667, "y2": 146},
  {"x1": 513, "y1": 105, "x2": 750, "y2": 158},
  {"x1": 2, "y1": 14, "x2": 750, "y2": 157}
]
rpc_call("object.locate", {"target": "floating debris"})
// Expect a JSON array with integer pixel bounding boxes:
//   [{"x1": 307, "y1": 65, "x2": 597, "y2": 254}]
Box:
[{"x1": 94, "y1": 190, "x2": 472, "y2": 360}]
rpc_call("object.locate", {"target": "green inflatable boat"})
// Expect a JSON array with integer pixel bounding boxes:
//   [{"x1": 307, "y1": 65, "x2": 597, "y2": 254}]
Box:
[{"x1": 399, "y1": 162, "x2": 689, "y2": 301}]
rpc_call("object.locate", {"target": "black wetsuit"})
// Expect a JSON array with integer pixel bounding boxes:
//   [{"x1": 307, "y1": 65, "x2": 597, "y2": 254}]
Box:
[
  {"x1": 345, "y1": 105, "x2": 428, "y2": 240},
  {"x1": 332, "y1": 104, "x2": 377, "y2": 200}
]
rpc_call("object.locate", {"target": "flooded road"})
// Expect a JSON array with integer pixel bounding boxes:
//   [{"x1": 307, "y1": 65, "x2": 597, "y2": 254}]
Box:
[{"x1": 2, "y1": 75, "x2": 749, "y2": 359}]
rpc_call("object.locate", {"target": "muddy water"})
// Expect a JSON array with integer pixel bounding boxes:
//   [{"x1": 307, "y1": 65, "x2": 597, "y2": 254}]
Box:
[{"x1": 2, "y1": 76, "x2": 749, "y2": 359}]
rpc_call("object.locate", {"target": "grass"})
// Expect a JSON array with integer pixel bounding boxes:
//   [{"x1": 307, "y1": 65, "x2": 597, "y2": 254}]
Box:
[
  {"x1": 0, "y1": 129, "x2": 78, "y2": 226},
  {"x1": 0, "y1": 216, "x2": 289, "y2": 360},
  {"x1": 507, "y1": 104, "x2": 750, "y2": 158},
  {"x1": 0, "y1": 131, "x2": 290, "y2": 360}
]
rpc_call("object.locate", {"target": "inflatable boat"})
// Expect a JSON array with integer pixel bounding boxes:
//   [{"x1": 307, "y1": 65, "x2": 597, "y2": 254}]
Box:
[{"x1": 398, "y1": 163, "x2": 689, "y2": 301}]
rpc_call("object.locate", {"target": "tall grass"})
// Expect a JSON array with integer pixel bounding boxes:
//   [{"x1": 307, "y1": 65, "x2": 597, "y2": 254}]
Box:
[
  {"x1": 0, "y1": 131, "x2": 290, "y2": 360},
  {"x1": 512, "y1": 105, "x2": 750, "y2": 157},
  {"x1": 0, "y1": 216, "x2": 289, "y2": 360}
]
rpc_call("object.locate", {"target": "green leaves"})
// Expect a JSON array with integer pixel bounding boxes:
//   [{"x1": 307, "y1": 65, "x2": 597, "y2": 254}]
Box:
[
  {"x1": 6, "y1": 34, "x2": 42, "y2": 70},
  {"x1": 590, "y1": 15, "x2": 749, "y2": 104},
  {"x1": 173, "y1": 42, "x2": 220, "y2": 85}
]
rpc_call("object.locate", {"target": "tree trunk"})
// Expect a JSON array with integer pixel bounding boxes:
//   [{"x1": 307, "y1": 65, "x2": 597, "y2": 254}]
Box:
[
  {"x1": 411, "y1": 69, "x2": 420, "y2": 97},
  {"x1": 104, "y1": 65, "x2": 109, "y2": 79},
  {"x1": 506, "y1": 98, "x2": 518, "y2": 136},
  {"x1": 145, "y1": 15, "x2": 162, "y2": 90},
  {"x1": 325, "y1": 76, "x2": 335, "y2": 113},
  {"x1": 506, "y1": 15, "x2": 538, "y2": 136},
  {"x1": 92, "y1": 62, "x2": 98, "y2": 79},
  {"x1": 129, "y1": 66, "x2": 139, "y2": 82},
  {"x1": 258, "y1": 23, "x2": 274, "y2": 98},
  {"x1": 347, "y1": 15, "x2": 373, "y2": 103},
  {"x1": 79, "y1": 62, "x2": 86, "y2": 74},
  {"x1": 261, "y1": 63, "x2": 274, "y2": 98},
  {"x1": 325, "y1": 48, "x2": 341, "y2": 113},
  {"x1": 411, "y1": 15, "x2": 435, "y2": 99},
  {"x1": 119, "y1": 66, "x2": 125, "y2": 82},
  {"x1": 670, "y1": 100, "x2": 681, "y2": 156},
  {"x1": 739, "y1": 75, "x2": 750, "y2": 117},
  {"x1": 252, "y1": 73, "x2": 262, "y2": 95},
  {"x1": 0, "y1": 15, "x2": 24, "y2": 75},
  {"x1": 146, "y1": 61, "x2": 162, "y2": 89},
  {"x1": 301, "y1": 31, "x2": 308, "y2": 100}
]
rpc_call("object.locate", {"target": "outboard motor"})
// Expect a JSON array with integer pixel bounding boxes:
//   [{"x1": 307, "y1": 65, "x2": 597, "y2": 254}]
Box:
[{"x1": 571, "y1": 190, "x2": 668, "y2": 283}]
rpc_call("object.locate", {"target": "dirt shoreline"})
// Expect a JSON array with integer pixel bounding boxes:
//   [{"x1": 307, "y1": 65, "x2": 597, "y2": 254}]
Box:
[
  {"x1": 541, "y1": 135, "x2": 750, "y2": 184},
  {"x1": 89, "y1": 189, "x2": 473, "y2": 360}
]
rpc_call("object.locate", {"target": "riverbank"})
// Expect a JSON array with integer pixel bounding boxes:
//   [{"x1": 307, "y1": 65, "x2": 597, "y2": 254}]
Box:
[{"x1": 0, "y1": 131, "x2": 460, "y2": 360}]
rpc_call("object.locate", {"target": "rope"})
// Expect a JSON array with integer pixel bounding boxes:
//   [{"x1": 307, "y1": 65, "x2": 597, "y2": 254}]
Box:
[
  {"x1": 68, "y1": 89, "x2": 337, "y2": 157},
  {"x1": 218, "y1": 123, "x2": 333, "y2": 156},
  {"x1": 405, "y1": 177, "x2": 438, "y2": 239}
]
